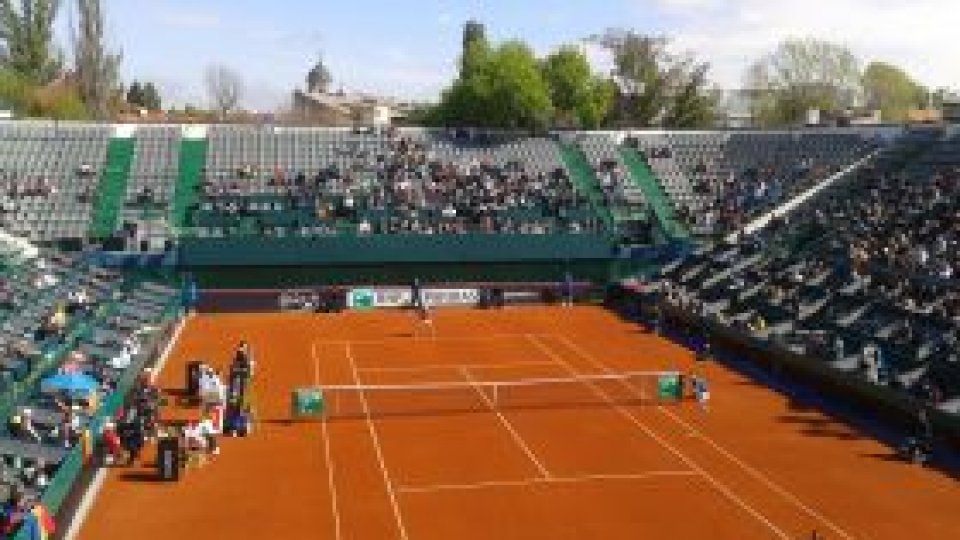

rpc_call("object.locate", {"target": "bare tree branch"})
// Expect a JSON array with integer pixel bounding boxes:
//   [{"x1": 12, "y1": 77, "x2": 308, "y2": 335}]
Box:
[{"x1": 205, "y1": 64, "x2": 244, "y2": 119}]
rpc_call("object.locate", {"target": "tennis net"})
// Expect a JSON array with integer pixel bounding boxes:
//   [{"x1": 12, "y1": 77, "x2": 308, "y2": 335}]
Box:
[{"x1": 317, "y1": 370, "x2": 683, "y2": 419}]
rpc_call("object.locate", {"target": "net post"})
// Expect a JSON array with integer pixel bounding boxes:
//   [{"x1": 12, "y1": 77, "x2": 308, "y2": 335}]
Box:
[{"x1": 492, "y1": 384, "x2": 499, "y2": 408}]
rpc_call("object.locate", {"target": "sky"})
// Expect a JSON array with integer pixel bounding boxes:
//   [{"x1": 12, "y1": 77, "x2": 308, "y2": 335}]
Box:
[{"x1": 56, "y1": 0, "x2": 960, "y2": 111}]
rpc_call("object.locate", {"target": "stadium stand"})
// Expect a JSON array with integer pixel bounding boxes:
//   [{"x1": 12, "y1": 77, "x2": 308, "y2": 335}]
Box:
[
  {"x1": 187, "y1": 128, "x2": 604, "y2": 239},
  {"x1": 0, "y1": 249, "x2": 177, "y2": 531},
  {"x1": 627, "y1": 131, "x2": 881, "y2": 236},
  {"x1": 575, "y1": 135, "x2": 649, "y2": 225},
  {"x1": 656, "y1": 128, "x2": 960, "y2": 414},
  {"x1": 122, "y1": 126, "x2": 181, "y2": 222},
  {"x1": 0, "y1": 123, "x2": 111, "y2": 244}
]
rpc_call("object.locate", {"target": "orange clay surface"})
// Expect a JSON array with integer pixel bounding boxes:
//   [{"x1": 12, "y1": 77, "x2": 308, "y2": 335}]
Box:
[{"x1": 78, "y1": 307, "x2": 960, "y2": 539}]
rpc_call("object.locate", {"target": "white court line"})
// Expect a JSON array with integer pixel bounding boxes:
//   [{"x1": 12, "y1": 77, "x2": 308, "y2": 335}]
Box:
[
  {"x1": 397, "y1": 470, "x2": 697, "y2": 494},
  {"x1": 526, "y1": 335, "x2": 791, "y2": 540},
  {"x1": 552, "y1": 334, "x2": 856, "y2": 540},
  {"x1": 315, "y1": 333, "x2": 550, "y2": 346},
  {"x1": 311, "y1": 342, "x2": 342, "y2": 540},
  {"x1": 344, "y1": 343, "x2": 410, "y2": 540},
  {"x1": 358, "y1": 360, "x2": 558, "y2": 374},
  {"x1": 459, "y1": 367, "x2": 551, "y2": 479}
]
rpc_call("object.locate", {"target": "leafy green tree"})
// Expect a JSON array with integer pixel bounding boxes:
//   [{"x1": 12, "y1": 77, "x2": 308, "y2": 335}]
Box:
[
  {"x1": 0, "y1": 0, "x2": 62, "y2": 84},
  {"x1": 142, "y1": 81, "x2": 161, "y2": 110},
  {"x1": 540, "y1": 45, "x2": 615, "y2": 129},
  {"x1": 592, "y1": 30, "x2": 715, "y2": 128},
  {"x1": 126, "y1": 80, "x2": 143, "y2": 106},
  {"x1": 435, "y1": 40, "x2": 553, "y2": 131},
  {"x1": 577, "y1": 78, "x2": 616, "y2": 129},
  {"x1": 0, "y1": 66, "x2": 30, "y2": 110},
  {"x1": 862, "y1": 61, "x2": 926, "y2": 122},
  {"x1": 542, "y1": 46, "x2": 592, "y2": 123},
  {"x1": 664, "y1": 62, "x2": 717, "y2": 128},
  {"x1": 746, "y1": 38, "x2": 862, "y2": 126},
  {"x1": 483, "y1": 41, "x2": 553, "y2": 130}
]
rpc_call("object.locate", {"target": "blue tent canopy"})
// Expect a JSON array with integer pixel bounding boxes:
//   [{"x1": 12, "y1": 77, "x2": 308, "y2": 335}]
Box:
[{"x1": 40, "y1": 372, "x2": 99, "y2": 395}]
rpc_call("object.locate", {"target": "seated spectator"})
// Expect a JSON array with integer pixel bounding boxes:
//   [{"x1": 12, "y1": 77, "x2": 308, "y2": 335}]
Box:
[
  {"x1": 21, "y1": 459, "x2": 48, "y2": 490},
  {"x1": 0, "y1": 489, "x2": 30, "y2": 536},
  {"x1": 11, "y1": 409, "x2": 42, "y2": 444},
  {"x1": 100, "y1": 420, "x2": 124, "y2": 465},
  {"x1": 747, "y1": 314, "x2": 767, "y2": 333},
  {"x1": 197, "y1": 414, "x2": 220, "y2": 455},
  {"x1": 198, "y1": 366, "x2": 226, "y2": 410}
]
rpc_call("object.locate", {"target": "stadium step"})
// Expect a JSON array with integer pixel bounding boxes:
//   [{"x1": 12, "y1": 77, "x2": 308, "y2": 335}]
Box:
[
  {"x1": 557, "y1": 142, "x2": 616, "y2": 231},
  {"x1": 171, "y1": 138, "x2": 209, "y2": 229},
  {"x1": 618, "y1": 147, "x2": 690, "y2": 242},
  {"x1": 89, "y1": 137, "x2": 136, "y2": 238}
]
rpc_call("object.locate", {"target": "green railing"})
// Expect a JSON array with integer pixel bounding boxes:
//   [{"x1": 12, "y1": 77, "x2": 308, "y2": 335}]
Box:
[
  {"x1": 618, "y1": 147, "x2": 689, "y2": 241},
  {"x1": 89, "y1": 138, "x2": 136, "y2": 238},
  {"x1": 558, "y1": 142, "x2": 615, "y2": 231},
  {"x1": 172, "y1": 139, "x2": 209, "y2": 229}
]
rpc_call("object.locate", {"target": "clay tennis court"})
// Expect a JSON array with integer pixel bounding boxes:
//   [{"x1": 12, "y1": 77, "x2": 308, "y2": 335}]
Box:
[{"x1": 77, "y1": 307, "x2": 960, "y2": 539}]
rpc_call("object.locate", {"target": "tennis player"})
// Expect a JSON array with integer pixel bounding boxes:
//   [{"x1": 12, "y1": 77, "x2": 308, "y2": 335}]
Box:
[
  {"x1": 693, "y1": 375, "x2": 710, "y2": 412},
  {"x1": 411, "y1": 278, "x2": 435, "y2": 338}
]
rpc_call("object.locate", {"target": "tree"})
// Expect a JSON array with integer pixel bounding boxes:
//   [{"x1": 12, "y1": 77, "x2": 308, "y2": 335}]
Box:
[
  {"x1": 205, "y1": 64, "x2": 244, "y2": 118},
  {"x1": 862, "y1": 62, "x2": 926, "y2": 122},
  {"x1": 0, "y1": 0, "x2": 62, "y2": 84},
  {"x1": 435, "y1": 40, "x2": 553, "y2": 131},
  {"x1": 141, "y1": 81, "x2": 160, "y2": 110},
  {"x1": 74, "y1": 0, "x2": 120, "y2": 119},
  {"x1": 126, "y1": 80, "x2": 142, "y2": 106},
  {"x1": 664, "y1": 61, "x2": 717, "y2": 127},
  {"x1": 592, "y1": 29, "x2": 715, "y2": 128},
  {"x1": 541, "y1": 45, "x2": 615, "y2": 128},
  {"x1": 28, "y1": 80, "x2": 87, "y2": 119},
  {"x1": 746, "y1": 38, "x2": 862, "y2": 126},
  {"x1": 484, "y1": 41, "x2": 553, "y2": 130},
  {"x1": 576, "y1": 78, "x2": 616, "y2": 129},
  {"x1": 0, "y1": 66, "x2": 29, "y2": 110},
  {"x1": 127, "y1": 80, "x2": 161, "y2": 110}
]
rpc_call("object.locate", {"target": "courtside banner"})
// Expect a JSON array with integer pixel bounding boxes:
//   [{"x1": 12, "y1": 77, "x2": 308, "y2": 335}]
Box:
[
  {"x1": 348, "y1": 288, "x2": 480, "y2": 309},
  {"x1": 502, "y1": 290, "x2": 541, "y2": 304},
  {"x1": 347, "y1": 288, "x2": 376, "y2": 309}
]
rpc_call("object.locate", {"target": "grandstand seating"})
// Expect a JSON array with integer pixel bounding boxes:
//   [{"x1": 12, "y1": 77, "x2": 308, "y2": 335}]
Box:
[
  {"x1": 0, "y1": 124, "x2": 885, "y2": 249},
  {"x1": 188, "y1": 127, "x2": 604, "y2": 239},
  {"x1": 123, "y1": 126, "x2": 181, "y2": 221},
  {"x1": 628, "y1": 131, "x2": 880, "y2": 235},
  {"x1": 575, "y1": 135, "x2": 648, "y2": 222},
  {"x1": 0, "y1": 123, "x2": 112, "y2": 244},
  {"x1": 0, "y1": 250, "x2": 176, "y2": 512},
  {"x1": 657, "y1": 128, "x2": 960, "y2": 414}
]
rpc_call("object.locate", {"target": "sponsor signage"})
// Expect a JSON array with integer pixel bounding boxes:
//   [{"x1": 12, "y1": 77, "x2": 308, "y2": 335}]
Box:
[
  {"x1": 347, "y1": 288, "x2": 376, "y2": 309},
  {"x1": 347, "y1": 288, "x2": 479, "y2": 309}
]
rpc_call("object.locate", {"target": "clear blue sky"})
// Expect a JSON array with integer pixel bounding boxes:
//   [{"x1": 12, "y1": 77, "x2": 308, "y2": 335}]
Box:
[{"x1": 60, "y1": 0, "x2": 959, "y2": 110}]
